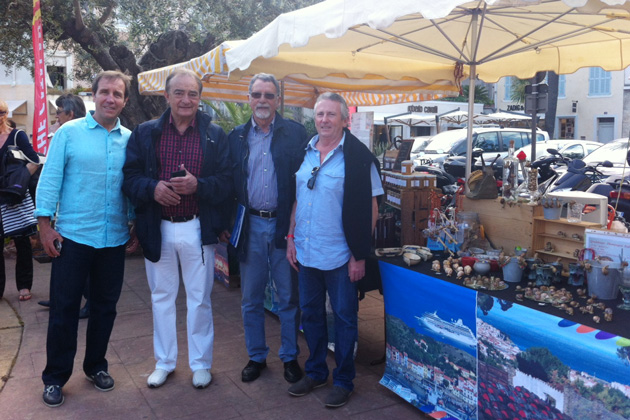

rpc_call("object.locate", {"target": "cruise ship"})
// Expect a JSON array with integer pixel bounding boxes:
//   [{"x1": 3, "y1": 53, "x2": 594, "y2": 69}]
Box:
[{"x1": 417, "y1": 311, "x2": 476, "y2": 348}]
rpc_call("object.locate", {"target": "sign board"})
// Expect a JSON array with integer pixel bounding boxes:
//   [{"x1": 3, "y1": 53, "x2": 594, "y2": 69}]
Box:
[
  {"x1": 585, "y1": 229, "x2": 630, "y2": 262},
  {"x1": 393, "y1": 139, "x2": 414, "y2": 171},
  {"x1": 350, "y1": 111, "x2": 374, "y2": 150}
]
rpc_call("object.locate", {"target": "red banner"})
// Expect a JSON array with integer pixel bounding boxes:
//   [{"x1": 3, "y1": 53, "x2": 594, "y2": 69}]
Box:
[{"x1": 32, "y1": 0, "x2": 48, "y2": 154}]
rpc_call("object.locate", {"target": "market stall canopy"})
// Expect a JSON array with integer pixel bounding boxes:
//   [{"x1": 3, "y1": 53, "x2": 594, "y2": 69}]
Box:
[
  {"x1": 137, "y1": 41, "x2": 458, "y2": 108},
  {"x1": 5, "y1": 100, "x2": 27, "y2": 118},
  {"x1": 481, "y1": 111, "x2": 532, "y2": 124},
  {"x1": 386, "y1": 113, "x2": 435, "y2": 126},
  {"x1": 225, "y1": 0, "x2": 630, "y2": 180},
  {"x1": 226, "y1": 0, "x2": 630, "y2": 84}
]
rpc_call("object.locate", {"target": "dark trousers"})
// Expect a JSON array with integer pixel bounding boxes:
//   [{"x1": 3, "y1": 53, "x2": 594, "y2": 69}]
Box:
[
  {"x1": 42, "y1": 238, "x2": 125, "y2": 386},
  {"x1": 0, "y1": 235, "x2": 33, "y2": 298}
]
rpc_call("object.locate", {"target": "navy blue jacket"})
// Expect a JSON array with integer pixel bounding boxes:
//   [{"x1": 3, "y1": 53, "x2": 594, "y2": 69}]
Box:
[
  {"x1": 122, "y1": 109, "x2": 232, "y2": 262},
  {"x1": 228, "y1": 112, "x2": 307, "y2": 260}
]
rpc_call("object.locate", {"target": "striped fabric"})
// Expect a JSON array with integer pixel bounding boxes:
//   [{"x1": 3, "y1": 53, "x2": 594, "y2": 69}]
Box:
[
  {"x1": 137, "y1": 41, "x2": 458, "y2": 108},
  {"x1": 1, "y1": 193, "x2": 37, "y2": 237}
]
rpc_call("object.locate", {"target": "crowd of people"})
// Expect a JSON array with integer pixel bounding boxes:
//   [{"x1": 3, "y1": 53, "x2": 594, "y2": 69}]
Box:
[{"x1": 1, "y1": 68, "x2": 383, "y2": 410}]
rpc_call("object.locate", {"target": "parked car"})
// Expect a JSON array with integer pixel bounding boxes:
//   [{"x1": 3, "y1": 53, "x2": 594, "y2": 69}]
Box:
[
  {"x1": 409, "y1": 136, "x2": 432, "y2": 163},
  {"x1": 515, "y1": 139, "x2": 601, "y2": 162},
  {"x1": 436, "y1": 127, "x2": 550, "y2": 178},
  {"x1": 582, "y1": 138, "x2": 630, "y2": 177}
]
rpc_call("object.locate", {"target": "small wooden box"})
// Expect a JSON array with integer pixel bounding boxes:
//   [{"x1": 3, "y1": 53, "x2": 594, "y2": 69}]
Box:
[{"x1": 462, "y1": 197, "x2": 542, "y2": 255}]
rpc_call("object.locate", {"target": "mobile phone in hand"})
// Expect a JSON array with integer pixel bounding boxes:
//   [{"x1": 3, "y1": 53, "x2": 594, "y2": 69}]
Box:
[
  {"x1": 171, "y1": 169, "x2": 186, "y2": 178},
  {"x1": 53, "y1": 239, "x2": 62, "y2": 252}
]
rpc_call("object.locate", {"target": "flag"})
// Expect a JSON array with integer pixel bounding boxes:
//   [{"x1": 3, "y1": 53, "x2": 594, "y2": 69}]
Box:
[{"x1": 32, "y1": 0, "x2": 48, "y2": 154}]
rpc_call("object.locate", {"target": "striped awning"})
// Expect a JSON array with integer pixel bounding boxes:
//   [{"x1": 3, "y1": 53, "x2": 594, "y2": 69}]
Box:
[{"x1": 137, "y1": 41, "x2": 458, "y2": 108}]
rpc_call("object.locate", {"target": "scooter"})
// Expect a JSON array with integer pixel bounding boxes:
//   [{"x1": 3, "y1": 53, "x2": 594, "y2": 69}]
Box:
[{"x1": 531, "y1": 148, "x2": 611, "y2": 194}]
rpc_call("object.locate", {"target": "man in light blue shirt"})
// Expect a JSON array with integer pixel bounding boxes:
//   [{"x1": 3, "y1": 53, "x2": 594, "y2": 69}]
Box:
[
  {"x1": 36, "y1": 70, "x2": 132, "y2": 408},
  {"x1": 286, "y1": 93, "x2": 383, "y2": 408}
]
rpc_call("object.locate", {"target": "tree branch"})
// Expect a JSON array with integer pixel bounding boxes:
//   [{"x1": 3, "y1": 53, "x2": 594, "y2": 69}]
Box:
[
  {"x1": 72, "y1": 0, "x2": 84, "y2": 32},
  {"x1": 99, "y1": 1, "x2": 116, "y2": 25}
]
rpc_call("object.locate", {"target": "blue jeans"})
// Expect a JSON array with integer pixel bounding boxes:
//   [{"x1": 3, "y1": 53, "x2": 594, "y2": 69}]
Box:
[
  {"x1": 299, "y1": 262, "x2": 358, "y2": 391},
  {"x1": 240, "y1": 215, "x2": 299, "y2": 362},
  {"x1": 42, "y1": 238, "x2": 125, "y2": 386}
]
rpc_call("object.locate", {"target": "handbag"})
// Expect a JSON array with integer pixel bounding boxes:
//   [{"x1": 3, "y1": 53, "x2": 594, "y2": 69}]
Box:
[
  {"x1": 0, "y1": 190, "x2": 38, "y2": 237},
  {"x1": 0, "y1": 129, "x2": 35, "y2": 205}
]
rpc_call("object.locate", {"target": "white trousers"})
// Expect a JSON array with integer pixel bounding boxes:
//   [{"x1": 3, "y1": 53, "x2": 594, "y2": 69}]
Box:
[{"x1": 145, "y1": 218, "x2": 215, "y2": 372}]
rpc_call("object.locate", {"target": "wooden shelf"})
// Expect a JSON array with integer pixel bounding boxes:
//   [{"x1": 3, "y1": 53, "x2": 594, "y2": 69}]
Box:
[
  {"x1": 536, "y1": 233, "x2": 584, "y2": 243},
  {"x1": 532, "y1": 217, "x2": 600, "y2": 268},
  {"x1": 534, "y1": 249, "x2": 578, "y2": 261}
]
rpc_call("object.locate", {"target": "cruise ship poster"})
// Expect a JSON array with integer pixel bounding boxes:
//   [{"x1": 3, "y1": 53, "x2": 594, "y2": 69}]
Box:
[
  {"x1": 380, "y1": 262, "x2": 478, "y2": 356},
  {"x1": 379, "y1": 262, "x2": 479, "y2": 419}
]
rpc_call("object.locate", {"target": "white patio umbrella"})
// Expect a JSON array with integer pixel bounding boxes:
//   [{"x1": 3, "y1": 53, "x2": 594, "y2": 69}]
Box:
[{"x1": 226, "y1": 0, "x2": 630, "y2": 181}]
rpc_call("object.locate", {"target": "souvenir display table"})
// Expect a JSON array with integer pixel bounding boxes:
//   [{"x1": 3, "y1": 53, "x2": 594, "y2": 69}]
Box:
[{"x1": 377, "y1": 254, "x2": 630, "y2": 420}]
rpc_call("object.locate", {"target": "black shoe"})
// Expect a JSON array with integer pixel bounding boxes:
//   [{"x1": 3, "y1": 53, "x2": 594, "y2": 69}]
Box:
[
  {"x1": 287, "y1": 375, "x2": 327, "y2": 397},
  {"x1": 79, "y1": 305, "x2": 90, "y2": 319},
  {"x1": 241, "y1": 360, "x2": 266, "y2": 382},
  {"x1": 283, "y1": 360, "x2": 303, "y2": 383},
  {"x1": 324, "y1": 385, "x2": 352, "y2": 408},
  {"x1": 86, "y1": 371, "x2": 115, "y2": 391},
  {"x1": 42, "y1": 385, "x2": 64, "y2": 407},
  {"x1": 38, "y1": 300, "x2": 50, "y2": 308}
]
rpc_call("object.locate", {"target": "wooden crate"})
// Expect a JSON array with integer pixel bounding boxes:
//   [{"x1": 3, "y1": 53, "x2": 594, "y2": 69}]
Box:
[
  {"x1": 462, "y1": 197, "x2": 543, "y2": 255},
  {"x1": 400, "y1": 188, "x2": 439, "y2": 246}
]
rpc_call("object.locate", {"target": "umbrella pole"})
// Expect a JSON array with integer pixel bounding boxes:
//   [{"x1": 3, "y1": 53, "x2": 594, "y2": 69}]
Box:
[{"x1": 465, "y1": 10, "x2": 479, "y2": 194}]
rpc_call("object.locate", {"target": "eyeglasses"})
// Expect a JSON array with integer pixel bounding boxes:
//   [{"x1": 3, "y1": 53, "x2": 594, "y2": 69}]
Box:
[
  {"x1": 0, "y1": 110, "x2": 7, "y2": 116},
  {"x1": 307, "y1": 166, "x2": 320, "y2": 190},
  {"x1": 250, "y1": 92, "x2": 276, "y2": 100},
  {"x1": 55, "y1": 109, "x2": 66, "y2": 116}
]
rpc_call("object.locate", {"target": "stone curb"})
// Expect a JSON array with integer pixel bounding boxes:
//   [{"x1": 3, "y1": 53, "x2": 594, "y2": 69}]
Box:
[{"x1": 0, "y1": 298, "x2": 24, "y2": 393}]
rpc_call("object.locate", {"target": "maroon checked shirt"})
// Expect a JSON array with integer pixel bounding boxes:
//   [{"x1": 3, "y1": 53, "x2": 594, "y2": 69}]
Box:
[{"x1": 158, "y1": 115, "x2": 203, "y2": 218}]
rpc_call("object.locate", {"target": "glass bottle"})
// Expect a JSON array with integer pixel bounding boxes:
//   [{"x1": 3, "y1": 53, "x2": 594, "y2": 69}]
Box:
[{"x1": 502, "y1": 140, "x2": 518, "y2": 199}]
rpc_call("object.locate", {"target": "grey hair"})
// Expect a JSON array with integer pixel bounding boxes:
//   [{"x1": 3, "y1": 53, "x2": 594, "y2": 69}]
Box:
[
  {"x1": 314, "y1": 92, "x2": 349, "y2": 120},
  {"x1": 248, "y1": 73, "x2": 280, "y2": 95},
  {"x1": 165, "y1": 68, "x2": 203, "y2": 94},
  {"x1": 55, "y1": 94, "x2": 87, "y2": 119}
]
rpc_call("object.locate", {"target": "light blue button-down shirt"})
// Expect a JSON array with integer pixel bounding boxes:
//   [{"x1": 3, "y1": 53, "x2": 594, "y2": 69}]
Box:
[
  {"x1": 247, "y1": 117, "x2": 277, "y2": 211},
  {"x1": 294, "y1": 134, "x2": 383, "y2": 270},
  {"x1": 35, "y1": 112, "x2": 131, "y2": 248}
]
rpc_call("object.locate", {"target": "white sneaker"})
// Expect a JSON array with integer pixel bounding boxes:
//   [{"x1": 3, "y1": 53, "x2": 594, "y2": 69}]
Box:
[
  {"x1": 192, "y1": 369, "x2": 212, "y2": 389},
  {"x1": 147, "y1": 369, "x2": 171, "y2": 388}
]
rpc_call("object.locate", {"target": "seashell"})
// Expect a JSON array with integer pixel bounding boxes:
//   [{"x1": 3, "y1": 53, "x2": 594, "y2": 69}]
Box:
[
  {"x1": 375, "y1": 247, "x2": 403, "y2": 257},
  {"x1": 565, "y1": 307, "x2": 574, "y2": 316},
  {"x1": 457, "y1": 270, "x2": 464, "y2": 279},
  {"x1": 579, "y1": 306, "x2": 588, "y2": 314},
  {"x1": 593, "y1": 316, "x2": 601, "y2": 324},
  {"x1": 464, "y1": 265, "x2": 472, "y2": 275},
  {"x1": 452, "y1": 263, "x2": 460, "y2": 271},
  {"x1": 605, "y1": 307, "x2": 613, "y2": 314},
  {"x1": 570, "y1": 301, "x2": 579, "y2": 308},
  {"x1": 444, "y1": 267, "x2": 454, "y2": 277},
  {"x1": 586, "y1": 305, "x2": 594, "y2": 314},
  {"x1": 516, "y1": 294, "x2": 524, "y2": 301},
  {"x1": 403, "y1": 253, "x2": 422, "y2": 266},
  {"x1": 602, "y1": 265, "x2": 609, "y2": 275},
  {"x1": 605, "y1": 313, "x2": 613, "y2": 322}
]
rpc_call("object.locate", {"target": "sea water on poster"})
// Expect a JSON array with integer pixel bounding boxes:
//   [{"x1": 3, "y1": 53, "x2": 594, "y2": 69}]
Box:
[{"x1": 378, "y1": 262, "x2": 630, "y2": 420}]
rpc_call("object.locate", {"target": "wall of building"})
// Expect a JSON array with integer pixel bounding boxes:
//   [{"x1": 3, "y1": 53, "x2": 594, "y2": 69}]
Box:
[
  {"x1": 495, "y1": 67, "x2": 629, "y2": 142},
  {"x1": 0, "y1": 51, "x2": 75, "y2": 137}
]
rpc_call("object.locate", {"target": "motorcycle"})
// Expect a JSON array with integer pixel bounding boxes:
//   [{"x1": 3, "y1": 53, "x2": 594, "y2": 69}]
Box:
[{"x1": 586, "y1": 149, "x2": 630, "y2": 218}]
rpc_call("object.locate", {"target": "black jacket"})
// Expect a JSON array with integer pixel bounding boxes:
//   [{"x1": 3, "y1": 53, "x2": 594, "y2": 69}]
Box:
[
  {"x1": 228, "y1": 112, "x2": 307, "y2": 260},
  {"x1": 122, "y1": 109, "x2": 232, "y2": 262},
  {"x1": 342, "y1": 129, "x2": 382, "y2": 262}
]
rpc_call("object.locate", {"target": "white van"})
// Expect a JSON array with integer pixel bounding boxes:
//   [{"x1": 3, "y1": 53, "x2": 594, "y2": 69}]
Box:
[{"x1": 414, "y1": 127, "x2": 550, "y2": 170}]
